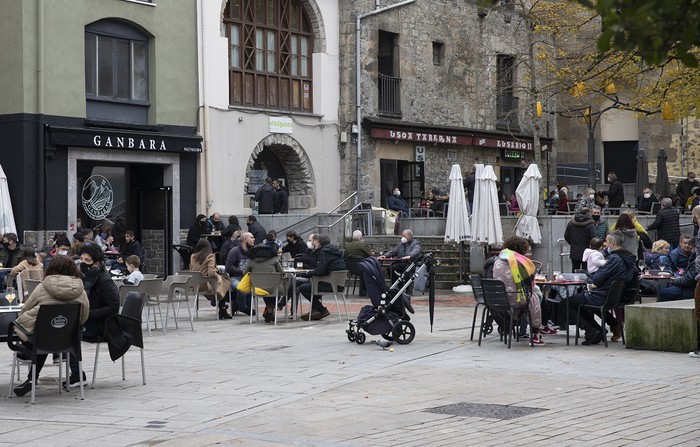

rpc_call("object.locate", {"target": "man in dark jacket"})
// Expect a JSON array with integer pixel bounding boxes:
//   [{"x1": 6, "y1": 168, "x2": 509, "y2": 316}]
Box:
[
  {"x1": 669, "y1": 234, "x2": 694, "y2": 271},
  {"x1": 66, "y1": 243, "x2": 119, "y2": 387},
  {"x1": 280, "y1": 230, "x2": 307, "y2": 258},
  {"x1": 255, "y1": 177, "x2": 277, "y2": 214},
  {"x1": 246, "y1": 215, "x2": 267, "y2": 245},
  {"x1": 225, "y1": 232, "x2": 255, "y2": 315},
  {"x1": 115, "y1": 230, "x2": 146, "y2": 272},
  {"x1": 567, "y1": 230, "x2": 636, "y2": 345},
  {"x1": 272, "y1": 179, "x2": 288, "y2": 214},
  {"x1": 599, "y1": 171, "x2": 625, "y2": 208},
  {"x1": 298, "y1": 234, "x2": 346, "y2": 320},
  {"x1": 636, "y1": 188, "x2": 659, "y2": 213},
  {"x1": 677, "y1": 172, "x2": 699, "y2": 207},
  {"x1": 659, "y1": 252, "x2": 697, "y2": 301},
  {"x1": 646, "y1": 198, "x2": 681, "y2": 249},
  {"x1": 0, "y1": 232, "x2": 22, "y2": 291},
  {"x1": 564, "y1": 209, "x2": 596, "y2": 271},
  {"x1": 386, "y1": 187, "x2": 411, "y2": 216}
]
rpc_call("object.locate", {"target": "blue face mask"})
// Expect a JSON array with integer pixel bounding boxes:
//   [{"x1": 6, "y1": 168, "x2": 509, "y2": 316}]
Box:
[{"x1": 605, "y1": 247, "x2": 612, "y2": 255}]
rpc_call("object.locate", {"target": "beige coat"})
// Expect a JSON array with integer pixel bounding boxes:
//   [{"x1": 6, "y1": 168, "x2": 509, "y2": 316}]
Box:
[
  {"x1": 189, "y1": 253, "x2": 231, "y2": 300},
  {"x1": 14, "y1": 275, "x2": 90, "y2": 342}
]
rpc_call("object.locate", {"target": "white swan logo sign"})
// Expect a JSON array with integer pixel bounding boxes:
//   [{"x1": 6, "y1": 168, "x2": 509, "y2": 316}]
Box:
[{"x1": 81, "y1": 175, "x2": 114, "y2": 220}]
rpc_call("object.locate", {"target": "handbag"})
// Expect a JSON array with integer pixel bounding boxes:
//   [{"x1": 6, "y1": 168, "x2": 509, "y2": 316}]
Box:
[{"x1": 236, "y1": 272, "x2": 269, "y2": 295}]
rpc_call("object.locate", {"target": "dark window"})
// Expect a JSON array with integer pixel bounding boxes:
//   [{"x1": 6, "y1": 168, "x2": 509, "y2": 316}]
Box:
[
  {"x1": 432, "y1": 42, "x2": 444, "y2": 66},
  {"x1": 378, "y1": 30, "x2": 401, "y2": 117},
  {"x1": 224, "y1": 0, "x2": 313, "y2": 112},
  {"x1": 496, "y1": 54, "x2": 518, "y2": 128}
]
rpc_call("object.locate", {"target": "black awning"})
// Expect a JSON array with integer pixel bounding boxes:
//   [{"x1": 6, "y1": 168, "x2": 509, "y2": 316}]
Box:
[{"x1": 48, "y1": 125, "x2": 202, "y2": 154}]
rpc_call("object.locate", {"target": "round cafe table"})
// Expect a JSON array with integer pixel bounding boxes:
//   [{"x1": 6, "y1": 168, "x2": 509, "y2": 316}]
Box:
[{"x1": 536, "y1": 278, "x2": 588, "y2": 345}]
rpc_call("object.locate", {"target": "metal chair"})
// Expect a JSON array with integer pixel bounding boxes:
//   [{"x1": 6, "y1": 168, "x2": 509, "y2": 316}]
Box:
[
  {"x1": 7, "y1": 303, "x2": 84, "y2": 403},
  {"x1": 24, "y1": 279, "x2": 42, "y2": 298},
  {"x1": 469, "y1": 274, "x2": 486, "y2": 341},
  {"x1": 178, "y1": 270, "x2": 217, "y2": 319},
  {"x1": 479, "y1": 279, "x2": 529, "y2": 349},
  {"x1": 120, "y1": 278, "x2": 165, "y2": 336},
  {"x1": 310, "y1": 270, "x2": 350, "y2": 321},
  {"x1": 17, "y1": 269, "x2": 44, "y2": 303},
  {"x1": 151, "y1": 274, "x2": 193, "y2": 333},
  {"x1": 90, "y1": 291, "x2": 147, "y2": 389},
  {"x1": 250, "y1": 272, "x2": 288, "y2": 325},
  {"x1": 575, "y1": 279, "x2": 626, "y2": 347},
  {"x1": 172, "y1": 244, "x2": 193, "y2": 270},
  {"x1": 345, "y1": 256, "x2": 365, "y2": 295},
  {"x1": 532, "y1": 260, "x2": 543, "y2": 274}
]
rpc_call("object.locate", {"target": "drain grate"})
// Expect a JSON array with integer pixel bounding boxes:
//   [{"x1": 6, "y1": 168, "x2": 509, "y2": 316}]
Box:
[{"x1": 425, "y1": 402, "x2": 546, "y2": 420}]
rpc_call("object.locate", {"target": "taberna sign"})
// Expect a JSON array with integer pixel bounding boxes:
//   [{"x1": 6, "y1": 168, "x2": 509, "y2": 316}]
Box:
[{"x1": 47, "y1": 125, "x2": 203, "y2": 153}]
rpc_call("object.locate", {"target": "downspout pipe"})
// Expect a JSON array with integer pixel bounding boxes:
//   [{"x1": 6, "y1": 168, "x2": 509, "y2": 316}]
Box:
[
  {"x1": 355, "y1": 0, "x2": 414, "y2": 203},
  {"x1": 38, "y1": 0, "x2": 46, "y2": 236},
  {"x1": 197, "y1": 0, "x2": 212, "y2": 216}
]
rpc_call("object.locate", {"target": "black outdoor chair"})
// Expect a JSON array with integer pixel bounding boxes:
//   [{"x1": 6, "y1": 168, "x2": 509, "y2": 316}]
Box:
[
  {"x1": 7, "y1": 303, "x2": 84, "y2": 404},
  {"x1": 575, "y1": 279, "x2": 626, "y2": 347},
  {"x1": 345, "y1": 256, "x2": 366, "y2": 296},
  {"x1": 470, "y1": 274, "x2": 486, "y2": 341},
  {"x1": 479, "y1": 279, "x2": 529, "y2": 349},
  {"x1": 90, "y1": 291, "x2": 147, "y2": 388},
  {"x1": 173, "y1": 244, "x2": 194, "y2": 270}
]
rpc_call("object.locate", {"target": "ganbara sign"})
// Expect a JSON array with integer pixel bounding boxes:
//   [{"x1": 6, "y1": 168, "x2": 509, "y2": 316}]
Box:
[{"x1": 82, "y1": 175, "x2": 114, "y2": 220}]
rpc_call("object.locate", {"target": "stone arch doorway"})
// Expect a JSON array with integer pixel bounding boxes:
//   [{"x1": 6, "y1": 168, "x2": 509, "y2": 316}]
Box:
[{"x1": 245, "y1": 134, "x2": 315, "y2": 211}]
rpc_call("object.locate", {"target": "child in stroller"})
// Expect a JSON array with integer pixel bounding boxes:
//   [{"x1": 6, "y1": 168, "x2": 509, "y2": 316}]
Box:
[{"x1": 346, "y1": 253, "x2": 435, "y2": 345}]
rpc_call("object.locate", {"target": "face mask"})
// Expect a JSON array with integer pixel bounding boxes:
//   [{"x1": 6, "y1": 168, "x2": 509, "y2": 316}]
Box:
[
  {"x1": 608, "y1": 178, "x2": 612, "y2": 183},
  {"x1": 554, "y1": 194, "x2": 559, "y2": 199},
  {"x1": 589, "y1": 194, "x2": 595, "y2": 200},
  {"x1": 394, "y1": 191, "x2": 401, "y2": 196},
  {"x1": 592, "y1": 214, "x2": 600, "y2": 222},
  {"x1": 643, "y1": 193, "x2": 651, "y2": 199},
  {"x1": 80, "y1": 262, "x2": 94, "y2": 274},
  {"x1": 58, "y1": 250, "x2": 68, "y2": 255},
  {"x1": 605, "y1": 247, "x2": 612, "y2": 254},
  {"x1": 401, "y1": 237, "x2": 408, "y2": 244},
  {"x1": 307, "y1": 241, "x2": 314, "y2": 249}
]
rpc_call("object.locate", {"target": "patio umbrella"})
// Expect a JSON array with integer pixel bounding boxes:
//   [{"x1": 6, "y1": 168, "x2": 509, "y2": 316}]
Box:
[
  {"x1": 0, "y1": 165, "x2": 16, "y2": 235},
  {"x1": 444, "y1": 164, "x2": 471, "y2": 243},
  {"x1": 635, "y1": 149, "x2": 648, "y2": 202},
  {"x1": 471, "y1": 164, "x2": 503, "y2": 245},
  {"x1": 514, "y1": 164, "x2": 542, "y2": 244},
  {"x1": 656, "y1": 148, "x2": 670, "y2": 198}
]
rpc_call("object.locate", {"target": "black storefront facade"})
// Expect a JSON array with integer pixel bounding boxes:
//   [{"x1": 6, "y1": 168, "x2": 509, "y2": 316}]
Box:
[{"x1": 0, "y1": 114, "x2": 201, "y2": 276}]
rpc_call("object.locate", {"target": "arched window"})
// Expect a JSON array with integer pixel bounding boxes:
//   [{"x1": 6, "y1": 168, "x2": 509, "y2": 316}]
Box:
[{"x1": 224, "y1": 0, "x2": 313, "y2": 112}]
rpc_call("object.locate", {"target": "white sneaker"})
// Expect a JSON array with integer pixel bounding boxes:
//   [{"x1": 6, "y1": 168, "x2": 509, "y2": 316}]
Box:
[{"x1": 689, "y1": 351, "x2": 700, "y2": 358}]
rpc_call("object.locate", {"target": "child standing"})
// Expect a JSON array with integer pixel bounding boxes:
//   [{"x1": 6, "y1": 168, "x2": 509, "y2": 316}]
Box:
[
  {"x1": 123, "y1": 255, "x2": 144, "y2": 286},
  {"x1": 582, "y1": 238, "x2": 606, "y2": 274}
]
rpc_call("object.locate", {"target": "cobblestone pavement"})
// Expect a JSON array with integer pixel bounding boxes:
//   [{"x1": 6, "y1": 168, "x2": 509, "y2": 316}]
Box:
[{"x1": 1, "y1": 292, "x2": 699, "y2": 446}]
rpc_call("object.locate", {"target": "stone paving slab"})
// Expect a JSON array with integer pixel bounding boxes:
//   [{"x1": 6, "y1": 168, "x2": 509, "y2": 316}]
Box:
[{"x1": 1, "y1": 292, "x2": 699, "y2": 446}]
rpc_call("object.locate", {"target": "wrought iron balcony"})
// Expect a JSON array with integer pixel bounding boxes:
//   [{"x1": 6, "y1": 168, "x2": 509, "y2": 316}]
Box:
[
  {"x1": 496, "y1": 95, "x2": 519, "y2": 129},
  {"x1": 378, "y1": 74, "x2": 402, "y2": 117}
]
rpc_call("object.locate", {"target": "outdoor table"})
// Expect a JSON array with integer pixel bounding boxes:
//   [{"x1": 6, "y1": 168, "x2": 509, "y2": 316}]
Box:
[
  {"x1": 0, "y1": 297, "x2": 22, "y2": 342},
  {"x1": 283, "y1": 267, "x2": 311, "y2": 320},
  {"x1": 536, "y1": 278, "x2": 588, "y2": 345},
  {"x1": 377, "y1": 257, "x2": 404, "y2": 285},
  {"x1": 639, "y1": 273, "x2": 673, "y2": 301}
]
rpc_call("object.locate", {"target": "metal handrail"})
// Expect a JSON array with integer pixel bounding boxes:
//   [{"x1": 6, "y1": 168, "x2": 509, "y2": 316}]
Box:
[
  {"x1": 320, "y1": 201, "x2": 366, "y2": 230},
  {"x1": 328, "y1": 191, "x2": 358, "y2": 213},
  {"x1": 275, "y1": 192, "x2": 359, "y2": 237}
]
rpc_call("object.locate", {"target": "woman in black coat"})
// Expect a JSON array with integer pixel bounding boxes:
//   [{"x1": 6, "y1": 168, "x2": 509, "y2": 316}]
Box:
[
  {"x1": 564, "y1": 208, "x2": 597, "y2": 271},
  {"x1": 186, "y1": 214, "x2": 209, "y2": 246}
]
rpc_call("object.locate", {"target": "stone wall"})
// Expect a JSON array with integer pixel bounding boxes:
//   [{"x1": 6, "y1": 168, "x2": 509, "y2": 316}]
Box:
[{"x1": 142, "y1": 229, "x2": 165, "y2": 276}]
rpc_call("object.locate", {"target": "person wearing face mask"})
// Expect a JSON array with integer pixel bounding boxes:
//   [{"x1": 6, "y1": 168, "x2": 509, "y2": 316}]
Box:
[
  {"x1": 378, "y1": 229, "x2": 422, "y2": 294},
  {"x1": 599, "y1": 171, "x2": 625, "y2": 211},
  {"x1": 225, "y1": 232, "x2": 256, "y2": 316},
  {"x1": 564, "y1": 207, "x2": 596, "y2": 271},
  {"x1": 63, "y1": 243, "x2": 119, "y2": 388},
  {"x1": 187, "y1": 214, "x2": 209, "y2": 247},
  {"x1": 575, "y1": 188, "x2": 597, "y2": 213},
  {"x1": 590, "y1": 206, "x2": 609, "y2": 240},
  {"x1": 0, "y1": 233, "x2": 22, "y2": 291},
  {"x1": 544, "y1": 190, "x2": 558, "y2": 215},
  {"x1": 297, "y1": 234, "x2": 347, "y2": 320},
  {"x1": 386, "y1": 187, "x2": 411, "y2": 217},
  {"x1": 43, "y1": 237, "x2": 72, "y2": 269},
  {"x1": 646, "y1": 198, "x2": 680, "y2": 250},
  {"x1": 677, "y1": 172, "x2": 699, "y2": 208},
  {"x1": 636, "y1": 188, "x2": 659, "y2": 213},
  {"x1": 246, "y1": 215, "x2": 267, "y2": 245}
]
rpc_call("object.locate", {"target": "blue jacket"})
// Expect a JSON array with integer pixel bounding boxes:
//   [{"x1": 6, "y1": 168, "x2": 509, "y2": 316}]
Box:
[
  {"x1": 586, "y1": 249, "x2": 637, "y2": 306},
  {"x1": 644, "y1": 252, "x2": 669, "y2": 270},
  {"x1": 668, "y1": 247, "x2": 691, "y2": 271},
  {"x1": 387, "y1": 195, "x2": 410, "y2": 213}
]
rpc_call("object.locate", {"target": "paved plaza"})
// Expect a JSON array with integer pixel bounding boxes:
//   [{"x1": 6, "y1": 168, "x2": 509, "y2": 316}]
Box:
[{"x1": 1, "y1": 291, "x2": 699, "y2": 447}]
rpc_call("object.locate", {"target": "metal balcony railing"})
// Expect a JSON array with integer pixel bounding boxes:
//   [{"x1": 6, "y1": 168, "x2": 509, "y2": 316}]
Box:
[
  {"x1": 496, "y1": 95, "x2": 519, "y2": 128},
  {"x1": 378, "y1": 74, "x2": 402, "y2": 117}
]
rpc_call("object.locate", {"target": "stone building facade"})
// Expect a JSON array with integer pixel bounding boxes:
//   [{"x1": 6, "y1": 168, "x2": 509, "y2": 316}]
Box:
[{"x1": 337, "y1": 0, "x2": 553, "y2": 209}]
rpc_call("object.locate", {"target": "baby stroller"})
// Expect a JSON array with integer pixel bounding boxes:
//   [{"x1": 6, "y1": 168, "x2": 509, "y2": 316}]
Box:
[{"x1": 346, "y1": 253, "x2": 436, "y2": 345}]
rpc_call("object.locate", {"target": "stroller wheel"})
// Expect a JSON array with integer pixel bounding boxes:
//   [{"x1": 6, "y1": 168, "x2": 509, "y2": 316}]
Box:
[
  {"x1": 393, "y1": 321, "x2": 416, "y2": 345},
  {"x1": 346, "y1": 330, "x2": 356, "y2": 342},
  {"x1": 381, "y1": 333, "x2": 394, "y2": 341},
  {"x1": 355, "y1": 331, "x2": 366, "y2": 345}
]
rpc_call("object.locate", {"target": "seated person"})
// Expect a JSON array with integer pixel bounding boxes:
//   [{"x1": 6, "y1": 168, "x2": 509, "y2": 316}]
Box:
[
  {"x1": 510, "y1": 194, "x2": 522, "y2": 213},
  {"x1": 225, "y1": 232, "x2": 255, "y2": 316},
  {"x1": 582, "y1": 238, "x2": 607, "y2": 274},
  {"x1": 243, "y1": 243, "x2": 284, "y2": 323},
  {"x1": 219, "y1": 230, "x2": 241, "y2": 262},
  {"x1": 122, "y1": 255, "x2": 144, "y2": 286},
  {"x1": 567, "y1": 231, "x2": 634, "y2": 345},
  {"x1": 297, "y1": 234, "x2": 346, "y2": 321},
  {"x1": 659, "y1": 252, "x2": 698, "y2": 301},
  {"x1": 491, "y1": 236, "x2": 547, "y2": 346},
  {"x1": 378, "y1": 229, "x2": 421, "y2": 294},
  {"x1": 545, "y1": 191, "x2": 558, "y2": 215},
  {"x1": 645, "y1": 239, "x2": 670, "y2": 270},
  {"x1": 386, "y1": 187, "x2": 411, "y2": 217},
  {"x1": 8, "y1": 246, "x2": 43, "y2": 287},
  {"x1": 10, "y1": 255, "x2": 90, "y2": 397},
  {"x1": 264, "y1": 231, "x2": 283, "y2": 251},
  {"x1": 280, "y1": 230, "x2": 307, "y2": 259},
  {"x1": 637, "y1": 188, "x2": 659, "y2": 213},
  {"x1": 669, "y1": 235, "x2": 694, "y2": 272},
  {"x1": 345, "y1": 230, "x2": 373, "y2": 296},
  {"x1": 114, "y1": 230, "x2": 146, "y2": 273},
  {"x1": 427, "y1": 188, "x2": 449, "y2": 214}
]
